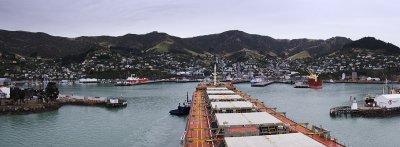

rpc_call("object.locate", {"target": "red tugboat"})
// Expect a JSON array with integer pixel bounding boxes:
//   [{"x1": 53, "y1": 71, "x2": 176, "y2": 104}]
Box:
[{"x1": 308, "y1": 71, "x2": 323, "y2": 89}]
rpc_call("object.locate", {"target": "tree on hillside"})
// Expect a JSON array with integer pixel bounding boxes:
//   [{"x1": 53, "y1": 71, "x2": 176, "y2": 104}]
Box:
[
  {"x1": 10, "y1": 87, "x2": 20, "y2": 104},
  {"x1": 19, "y1": 88, "x2": 26, "y2": 104},
  {"x1": 45, "y1": 82, "x2": 59, "y2": 101},
  {"x1": 24, "y1": 88, "x2": 34, "y2": 100},
  {"x1": 35, "y1": 90, "x2": 45, "y2": 103},
  {"x1": 10, "y1": 87, "x2": 25, "y2": 105}
]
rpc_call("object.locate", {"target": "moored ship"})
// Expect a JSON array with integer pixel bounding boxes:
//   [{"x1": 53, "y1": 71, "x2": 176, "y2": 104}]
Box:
[
  {"x1": 181, "y1": 63, "x2": 343, "y2": 147},
  {"x1": 308, "y1": 72, "x2": 323, "y2": 89},
  {"x1": 78, "y1": 78, "x2": 99, "y2": 83},
  {"x1": 294, "y1": 80, "x2": 310, "y2": 88},
  {"x1": 250, "y1": 76, "x2": 272, "y2": 87},
  {"x1": 126, "y1": 74, "x2": 148, "y2": 83}
]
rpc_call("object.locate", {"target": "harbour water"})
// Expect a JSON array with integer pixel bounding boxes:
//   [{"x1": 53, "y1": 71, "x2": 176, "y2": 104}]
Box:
[{"x1": 0, "y1": 82, "x2": 399, "y2": 147}]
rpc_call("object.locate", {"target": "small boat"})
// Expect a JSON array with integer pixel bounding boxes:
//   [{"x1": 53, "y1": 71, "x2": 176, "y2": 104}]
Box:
[
  {"x1": 294, "y1": 81, "x2": 310, "y2": 88},
  {"x1": 169, "y1": 92, "x2": 191, "y2": 116},
  {"x1": 79, "y1": 78, "x2": 99, "y2": 83},
  {"x1": 250, "y1": 76, "x2": 271, "y2": 87},
  {"x1": 169, "y1": 103, "x2": 191, "y2": 116},
  {"x1": 106, "y1": 97, "x2": 128, "y2": 108},
  {"x1": 176, "y1": 77, "x2": 191, "y2": 83},
  {"x1": 329, "y1": 79, "x2": 335, "y2": 83}
]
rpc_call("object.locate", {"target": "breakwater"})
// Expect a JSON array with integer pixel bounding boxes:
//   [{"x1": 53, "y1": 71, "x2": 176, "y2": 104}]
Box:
[{"x1": 0, "y1": 95, "x2": 126, "y2": 115}]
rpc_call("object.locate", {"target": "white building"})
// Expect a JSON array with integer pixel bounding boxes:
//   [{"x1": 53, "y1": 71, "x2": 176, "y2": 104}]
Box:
[
  {"x1": 375, "y1": 94, "x2": 400, "y2": 108},
  {"x1": 0, "y1": 78, "x2": 11, "y2": 86},
  {"x1": 224, "y1": 133, "x2": 324, "y2": 147},
  {"x1": 0, "y1": 87, "x2": 10, "y2": 99}
]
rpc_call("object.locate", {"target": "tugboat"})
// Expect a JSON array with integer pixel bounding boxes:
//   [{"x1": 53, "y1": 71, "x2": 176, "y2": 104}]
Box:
[
  {"x1": 169, "y1": 92, "x2": 191, "y2": 116},
  {"x1": 106, "y1": 97, "x2": 128, "y2": 108}
]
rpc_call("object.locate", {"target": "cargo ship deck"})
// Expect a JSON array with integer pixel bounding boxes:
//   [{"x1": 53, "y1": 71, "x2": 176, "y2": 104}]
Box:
[{"x1": 182, "y1": 83, "x2": 344, "y2": 147}]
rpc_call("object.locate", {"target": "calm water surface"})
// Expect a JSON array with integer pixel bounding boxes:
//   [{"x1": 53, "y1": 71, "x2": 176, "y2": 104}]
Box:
[{"x1": 0, "y1": 82, "x2": 399, "y2": 147}]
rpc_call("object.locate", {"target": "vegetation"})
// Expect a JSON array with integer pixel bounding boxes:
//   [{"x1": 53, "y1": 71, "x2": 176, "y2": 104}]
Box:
[
  {"x1": 287, "y1": 51, "x2": 311, "y2": 60},
  {"x1": 0, "y1": 29, "x2": 354, "y2": 62},
  {"x1": 10, "y1": 87, "x2": 25, "y2": 104},
  {"x1": 8, "y1": 82, "x2": 59, "y2": 105},
  {"x1": 45, "y1": 82, "x2": 59, "y2": 101},
  {"x1": 343, "y1": 37, "x2": 400, "y2": 54}
]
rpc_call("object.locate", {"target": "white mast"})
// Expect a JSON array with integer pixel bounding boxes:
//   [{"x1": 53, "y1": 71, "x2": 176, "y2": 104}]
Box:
[
  {"x1": 213, "y1": 63, "x2": 217, "y2": 86},
  {"x1": 213, "y1": 56, "x2": 218, "y2": 86}
]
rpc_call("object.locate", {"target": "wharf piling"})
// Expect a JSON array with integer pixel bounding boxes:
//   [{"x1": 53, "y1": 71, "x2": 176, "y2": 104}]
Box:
[
  {"x1": 330, "y1": 106, "x2": 400, "y2": 117},
  {"x1": 58, "y1": 95, "x2": 127, "y2": 108},
  {"x1": 251, "y1": 81, "x2": 274, "y2": 87}
]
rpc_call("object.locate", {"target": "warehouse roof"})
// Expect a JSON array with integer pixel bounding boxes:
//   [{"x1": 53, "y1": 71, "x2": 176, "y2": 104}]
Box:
[
  {"x1": 224, "y1": 133, "x2": 324, "y2": 147},
  {"x1": 211, "y1": 101, "x2": 254, "y2": 110},
  {"x1": 207, "y1": 87, "x2": 228, "y2": 90},
  {"x1": 208, "y1": 95, "x2": 243, "y2": 101},
  {"x1": 215, "y1": 112, "x2": 282, "y2": 126},
  {"x1": 206, "y1": 90, "x2": 235, "y2": 95}
]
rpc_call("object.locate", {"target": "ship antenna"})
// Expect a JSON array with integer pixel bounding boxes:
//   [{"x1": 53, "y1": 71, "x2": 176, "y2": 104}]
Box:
[{"x1": 186, "y1": 91, "x2": 189, "y2": 102}]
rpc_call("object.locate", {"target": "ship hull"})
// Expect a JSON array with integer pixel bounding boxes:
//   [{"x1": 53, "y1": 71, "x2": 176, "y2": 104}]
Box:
[
  {"x1": 127, "y1": 79, "x2": 148, "y2": 83},
  {"x1": 308, "y1": 78, "x2": 323, "y2": 89}
]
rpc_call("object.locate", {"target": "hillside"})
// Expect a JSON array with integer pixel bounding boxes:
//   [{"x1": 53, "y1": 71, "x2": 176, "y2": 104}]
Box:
[
  {"x1": 342, "y1": 37, "x2": 400, "y2": 55},
  {"x1": 0, "y1": 30, "x2": 101, "y2": 58},
  {"x1": 2, "y1": 29, "x2": 399, "y2": 62},
  {"x1": 183, "y1": 30, "x2": 352, "y2": 59}
]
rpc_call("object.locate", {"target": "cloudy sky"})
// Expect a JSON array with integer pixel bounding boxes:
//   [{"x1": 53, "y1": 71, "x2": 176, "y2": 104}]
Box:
[{"x1": 1, "y1": 0, "x2": 399, "y2": 45}]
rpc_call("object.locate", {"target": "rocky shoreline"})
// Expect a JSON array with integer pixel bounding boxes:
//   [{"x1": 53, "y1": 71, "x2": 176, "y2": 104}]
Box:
[
  {"x1": 0, "y1": 96, "x2": 128, "y2": 115},
  {"x1": 1, "y1": 100, "x2": 110, "y2": 115},
  {"x1": 0, "y1": 102, "x2": 61, "y2": 115}
]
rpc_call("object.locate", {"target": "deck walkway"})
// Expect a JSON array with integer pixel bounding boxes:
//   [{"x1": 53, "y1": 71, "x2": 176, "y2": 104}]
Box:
[{"x1": 185, "y1": 91, "x2": 214, "y2": 147}]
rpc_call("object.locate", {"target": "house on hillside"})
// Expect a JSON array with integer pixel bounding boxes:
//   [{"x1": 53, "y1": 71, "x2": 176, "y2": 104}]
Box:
[
  {"x1": 0, "y1": 78, "x2": 11, "y2": 105},
  {"x1": 0, "y1": 86, "x2": 10, "y2": 105},
  {"x1": 0, "y1": 78, "x2": 11, "y2": 86}
]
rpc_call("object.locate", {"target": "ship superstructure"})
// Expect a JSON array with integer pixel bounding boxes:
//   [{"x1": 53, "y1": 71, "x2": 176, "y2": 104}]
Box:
[{"x1": 308, "y1": 71, "x2": 323, "y2": 89}]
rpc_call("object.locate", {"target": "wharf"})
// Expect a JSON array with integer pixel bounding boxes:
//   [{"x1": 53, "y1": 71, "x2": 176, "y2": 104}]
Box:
[
  {"x1": 114, "y1": 80, "x2": 199, "y2": 86},
  {"x1": 183, "y1": 83, "x2": 344, "y2": 147},
  {"x1": 58, "y1": 95, "x2": 107, "y2": 106},
  {"x1": 58, "y1": 95, "x2": 127, "y2": 107},
  {"x1": 230, "y1": 80, "x2": 250, "y2": 84},
  {"x1": 335, "y1": 80, "x2": 398, "y2": 84},
  {"x1": 330, "y1": 105, "x2": 400, "y2": 117},
  {"x1": 0, "y1": 95, "x2": 127, "y2": 115},
  {"x1": 251, "y1": 81, "x2": 274, "y2": 87},
  {"x1": 294, "y1": 85, "x2": 310, "y2": 88}
]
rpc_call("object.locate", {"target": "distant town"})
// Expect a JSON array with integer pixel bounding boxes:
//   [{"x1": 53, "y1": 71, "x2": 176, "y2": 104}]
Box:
[{"x1": 1, "y1": 47, "x2": 399, "y2": 83}]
